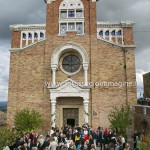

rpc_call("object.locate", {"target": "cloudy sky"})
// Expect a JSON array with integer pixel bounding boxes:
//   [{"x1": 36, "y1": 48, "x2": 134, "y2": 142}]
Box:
[{"x1": 0, "y1": 0, "x2": 150, "y2": 101}]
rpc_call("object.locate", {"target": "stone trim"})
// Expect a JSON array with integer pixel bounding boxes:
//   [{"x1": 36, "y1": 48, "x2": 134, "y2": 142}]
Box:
[
  {"x1": 47, "y1": 78, "x2": 90, "y2": 126},
  {"x1": 98, "y1": 38, "x2": 136, "y2": 49},
  {"x1": 97, "y1": 21, "x2": 135, "y2": 28},
  {"x1": 10, "y1": 24, "x2": 46, "y2": 31},
  {"x1": 9, "y1": 39, "x2": 46, "y2": 52},
  {"x1": 134, "y1": 105, "x2": 150, "y2": 108},
  {"x1": 47, "y1": 78, "x2": 90, "y2": 99},
  {"x1": 51, "y1": 42, "x2": 89, "y2": 66},
  {"x1": 59, "y1": 0, "x2": 84, "y2": 9}
]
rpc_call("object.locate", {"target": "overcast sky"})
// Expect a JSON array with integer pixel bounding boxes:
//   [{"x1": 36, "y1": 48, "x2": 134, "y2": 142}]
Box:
[{"x1": 0, "y1": 0, "x2": 150, "y2": 101}]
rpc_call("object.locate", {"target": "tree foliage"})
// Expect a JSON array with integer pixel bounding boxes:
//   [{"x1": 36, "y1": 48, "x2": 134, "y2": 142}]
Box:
[
  {"x1": 108, "y1": 104, "x2": 132, "y2": 135},
  {"x1": 14, "y1": 108, "x2": 42, "y2": 132},
  {"x1": 138, "y1": 134, "x2": 150, "y2": 150},
  {"x1": 0, "y1": 127, "x2": 19, "y2": 150},
  {"x1": 0, "y1": 111, "x2": 6, "y2": 126}
]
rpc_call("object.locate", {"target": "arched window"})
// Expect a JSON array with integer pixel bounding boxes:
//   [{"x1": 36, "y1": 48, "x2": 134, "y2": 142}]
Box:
[
  {"x1": 105, "y1": 31, "x2": 109, "y2": 36},
  {"x1": 99, "y1": 31, "x2": 103, "y2": 37},
  {"x1": 59, "y1": 0, "x2": 84, "y2": 35},
  {"x1": 23, "y1": 33, "x2": 26, "y2": 39},
  {"x1": 111, "y1": 30, "x2": 115, "y2": 36},
  {"x1": 117, "y1": 30, "x2": 122, "y2": 36}
]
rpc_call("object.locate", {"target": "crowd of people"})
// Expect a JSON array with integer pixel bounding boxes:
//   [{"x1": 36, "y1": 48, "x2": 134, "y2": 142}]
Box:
[{"x1": 5, "y1": 124, "x2": 143, "y2": 150}]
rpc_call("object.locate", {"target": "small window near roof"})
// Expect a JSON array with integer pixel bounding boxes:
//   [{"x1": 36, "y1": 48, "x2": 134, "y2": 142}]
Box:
[
  {"x1": 60, "y1": 10, "x2": 67, "y2": 18},
  {"x1": 68, "y1": 10, "x2": 75, "y2": 17},
  {"x1": 34, "y1": 33, "x2": 38, "y2": 39},
  {"x1": 76, "y1": 10, "x2": 83, "y2": 18},
  {"x1": 23, "y1": 33, "x2": 26, "y2": 39},
  {"x1": 117, "y1": 30, "x2": 122, "y2": 36},
  {"x1": 29, "y1": 33, "x2": 32, "y2": 39},
  {"x1": 111, "y1": 30, "x2": 115, "y2": 36},
  {"x1": 105, "y1": 31, "x2": 109, "y2": 36},
  {"x1": 40, "y1": 33, "x2": 44, "y2": 38},
  {"x1": 99, "y1": 31, "x2": 103, "y2": 37}
]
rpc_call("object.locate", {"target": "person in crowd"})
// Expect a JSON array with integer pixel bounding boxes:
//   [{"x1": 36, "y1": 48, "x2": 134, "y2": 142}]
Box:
[
  {"x1": 75, "y1": 132, "x2": 81, "y2": 148},
  {"x1": 7, "y1": 124, "x2": 145, "y2": 150},
  {"x1": 120, "y1": 135, "x2": 125, "y2": 149},
  {"x1": 98, "y1": 129, "x2": 106, "y2": 150},
  {"x1": 105, "y1": 128, "x2": 109, "y2": 144},
  {"x1": 68, "y1": 141, "x2": 76, "y2": 150},
  {"x1": 90, "y1": 144, "x2": 95, "y2": 150},
  {"x1": 132, "y1": 130, "x2": 139, "y2": 149},
  {"x1": 110, "y1": 132, "x2": 116, "y2": 148},
  {"x1": 84, "y1": 128, "x2": 89, "y2": 141},
  {"x1": 90, "y1": 129, "x2": 97, "y2": 149},
  {"x1": 27, "y1": 139, "x2": 33, "y2": 150},
  {"x1": 84, "y1": 140, "x2": 89, "y2": 150},
  {"x1": 49, "y1": 137, "x2": 58, "y2": 150},
  {"x1": 88, "y1": 134, "x2": 94, "y2": 149}
]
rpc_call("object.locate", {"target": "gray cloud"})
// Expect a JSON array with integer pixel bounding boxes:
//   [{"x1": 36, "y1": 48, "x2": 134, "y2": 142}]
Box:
[
  {"x1": 97, "y1": 0, "x2": 150, "y2": 97},
  {"x1": 0, "y1": 0, "x2": 150, "y2": 101},
  {"x1": 0, "y1": 0, "x2": 46, "y2": 39}
]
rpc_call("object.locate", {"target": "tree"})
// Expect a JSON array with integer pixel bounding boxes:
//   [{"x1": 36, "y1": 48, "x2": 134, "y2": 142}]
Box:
[
  {"x1": 138, "y1": 134, "x2": 150, "y2": 150},
  {"x1": 108, "y1": 104, "x2": 132, "y2": 136},
  {"x1": 0, "y1": 127, "x2": 19, "y2": 150},
  {"x1": 0, "y1": 111, "x2": 6, "y2": 126},
  {"x1": 14, "y1": 108, "x2": 42, "y2": 132}
]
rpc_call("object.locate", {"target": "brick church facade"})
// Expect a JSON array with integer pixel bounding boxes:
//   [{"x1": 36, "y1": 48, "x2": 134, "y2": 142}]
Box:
[{"x1": 7, "y1": 0, "x2": 137, "y2": 131}]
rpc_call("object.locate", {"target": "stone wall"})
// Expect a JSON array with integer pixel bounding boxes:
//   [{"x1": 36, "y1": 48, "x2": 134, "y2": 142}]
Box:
[{"x1": 133, "y1": 105, "x2": 150, "y2": 134}]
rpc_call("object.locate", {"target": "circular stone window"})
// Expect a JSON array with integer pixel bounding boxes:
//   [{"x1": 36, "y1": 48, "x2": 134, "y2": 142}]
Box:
[{"x1": 60, "y1": 54, "x2": 82, "y2": 75}]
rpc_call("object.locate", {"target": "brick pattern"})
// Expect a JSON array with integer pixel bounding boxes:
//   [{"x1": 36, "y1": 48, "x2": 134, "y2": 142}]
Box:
[
  {"x1": 11, "y1": 31, "x2": 21, "y2": 48},
  {"x1": 143, "y1": 73, "x2": 150, "y2": 98}
]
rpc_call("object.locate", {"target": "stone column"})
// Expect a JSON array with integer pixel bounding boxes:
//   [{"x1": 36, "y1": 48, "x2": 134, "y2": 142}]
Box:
[
  {"x1": 83, "y1": 100, "x2": 89, "y2": 124},
  {"x1": 116, "y1": 31, "x2": 118, "y2": 44},
  {"x1": 83, "y1": 63, "x2": 88, "y2": 86},
  {"x1": 51, "y1": 65, "x2": 57, "y2": 86},
  {"x1": 51, "y1": 99, "x2": 56, "y2": 127},
  {"x1": 109, "y1": 30, "x2": 112, "y2": 42},
  {"x1": 20, "y1": 32, "x2": 23, "y2": 48},
  {"x1": 32, "y1": 31, "x2": 34, "y2": 43},
  {"x1": 52, "y1": 68, "x2": 56, "y2": 86},
  {"x1": 26, "y1": 32, "x2": 28, "y2": 46}
]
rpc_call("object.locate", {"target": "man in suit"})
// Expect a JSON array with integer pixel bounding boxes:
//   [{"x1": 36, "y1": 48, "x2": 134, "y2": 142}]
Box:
[
  {"x1": 27, "y1": 139, "x2": 33, "y2": 150},
  {"x1": 98, "y1": 129, "x2": 106, "y2": 150}
]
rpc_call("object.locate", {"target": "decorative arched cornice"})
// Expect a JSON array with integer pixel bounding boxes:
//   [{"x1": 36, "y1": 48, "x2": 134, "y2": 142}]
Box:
[
  {"x1": 51, "y1": 42, "x2": 89, "y2": 68},
  {"x1": 59, "y1": 0, "x2": 84, "y2": 10}
]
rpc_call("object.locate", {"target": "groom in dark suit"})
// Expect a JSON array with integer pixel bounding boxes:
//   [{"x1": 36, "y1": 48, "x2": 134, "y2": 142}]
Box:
[{"x1": 98, "y1": 129, "x2": 106, "y2": 150}]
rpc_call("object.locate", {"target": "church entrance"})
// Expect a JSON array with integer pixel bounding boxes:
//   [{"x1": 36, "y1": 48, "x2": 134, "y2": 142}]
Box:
[
  {"x1": 67, "y1": 119, "x2": 75, "y2": 127},
  {"x1": 63, "y1": 108, "x2": 79, "y2": 126}
]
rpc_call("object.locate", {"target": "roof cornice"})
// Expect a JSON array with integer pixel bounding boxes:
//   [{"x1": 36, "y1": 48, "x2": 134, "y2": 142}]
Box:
[
  {"x1": 97, "y1": 21, "x2": 135, "y2": 28},
  {"x1": 9, "y1": 24, "x2": 46, "y2": 31}
]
